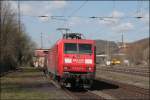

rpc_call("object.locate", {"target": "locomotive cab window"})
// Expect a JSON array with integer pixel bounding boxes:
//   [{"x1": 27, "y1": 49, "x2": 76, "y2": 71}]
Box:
[
  {"x1": 64, "y1": 43, "x2": 77, "y2": 54},
  {"x1": 79, "y1": 44, "x2": 92, "y2": 54}
]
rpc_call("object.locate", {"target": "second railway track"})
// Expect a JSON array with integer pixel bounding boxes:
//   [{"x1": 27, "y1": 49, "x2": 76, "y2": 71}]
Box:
[
  {"x1": 96, "y1": 77, "x2": 150, "y2": 100},
  {"x1": 60, "y1": 78, "x2": 149, "y2": 100},
  {"x1": 97, "y1": 67, "x2": 149, "y2": 77},
  {"x1": 46, "y1": 71, "x2": 149, "y2": 100},
  {"x1": 62, "y1": 87, "x2": 105, "y2": 100}
]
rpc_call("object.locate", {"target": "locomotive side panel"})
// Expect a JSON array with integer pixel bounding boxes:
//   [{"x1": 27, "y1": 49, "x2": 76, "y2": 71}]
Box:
[{"x1": 57, "y1": 41, "x2": 64, "y2": 77}]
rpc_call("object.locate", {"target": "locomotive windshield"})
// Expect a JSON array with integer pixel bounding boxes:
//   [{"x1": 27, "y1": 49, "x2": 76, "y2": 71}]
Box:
[
  {"x1": 79, "y1": 44, "x2": 92, "y2": 54},
  {"x1": 64, "y1": 43, "x2": 92, "y2": 54},
  {"x1": 64, "y1": 43, "x2": 77, "y2": 54}
]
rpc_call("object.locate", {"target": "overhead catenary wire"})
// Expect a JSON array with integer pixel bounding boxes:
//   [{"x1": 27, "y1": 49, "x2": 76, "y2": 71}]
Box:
[
  {"x1": 136, "y1": 0, "x2": 143, "y2": 17},
  {"x1": 18, "y1": 1, "x2": 21, "y2": 33},
  {"x1": 17, "y1": 14, "x2": 146, "y2": 19},
  {"x1": 6, "y1": 0, "x2": 147, "y2": 21},
  {"x1": 58, "y1": 3, "x2": 68, "y2": 21},
  {"x1": 112, "y1": 0, "x2": 116, "y2": 17},
  {"x1": 62, "y1": 0, "x2": 88, "y2": 28},
  {"x1": 68, "y1": 1, "x2": 88, "y2": 17},
  {"x1": 14, "y1": 1, "x2": 147, "y2": 31}
]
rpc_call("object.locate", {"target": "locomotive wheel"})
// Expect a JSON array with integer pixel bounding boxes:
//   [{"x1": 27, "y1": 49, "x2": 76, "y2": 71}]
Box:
[
  {"x1": 88, "y1": 80, "x2": 93, "y2": 89},
  {"x1": 59, "y1": 79, "x2": 66, "y2": 88},
  {"x1": 71, "y1": 82, "x2": 75, "y2": 88},
  {"x1": 71, "y1": 79, "x2": 76, "y2": 88},
  {"x1": 60, "y1": 81, "x2": 65, "y2": 88},
  {"x1": 45, "y1": 70, "x2": 49, "y2": 78}
]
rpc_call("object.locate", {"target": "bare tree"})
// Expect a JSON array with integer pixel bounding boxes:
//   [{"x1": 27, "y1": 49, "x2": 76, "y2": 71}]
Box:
[{"x1": 0, "y1": 1, "x2": 36, "y2": 74}]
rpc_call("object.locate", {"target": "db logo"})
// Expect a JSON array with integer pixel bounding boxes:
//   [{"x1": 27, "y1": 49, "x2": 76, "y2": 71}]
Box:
[{"x1": 73, "y1": 59, "x2": 84, "y2": 63}]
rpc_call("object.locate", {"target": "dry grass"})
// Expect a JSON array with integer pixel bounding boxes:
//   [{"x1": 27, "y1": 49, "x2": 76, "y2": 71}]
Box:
[{"x1": 0, "y1": 67, "x2": 71, "y2": 100}]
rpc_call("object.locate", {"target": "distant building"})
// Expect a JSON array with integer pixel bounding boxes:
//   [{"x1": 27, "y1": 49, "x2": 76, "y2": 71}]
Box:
[
  {"x1": 34, "y1": 49, "x2": 49, "y2": 57},
  {"x1": 33, "y1": 49, "x2": 49, "y2": 68}
]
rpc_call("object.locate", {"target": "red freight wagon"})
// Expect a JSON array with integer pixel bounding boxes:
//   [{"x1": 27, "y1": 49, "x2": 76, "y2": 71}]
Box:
[{"x1": 46, "y1": 33, "x2": 96, "y2": 88}]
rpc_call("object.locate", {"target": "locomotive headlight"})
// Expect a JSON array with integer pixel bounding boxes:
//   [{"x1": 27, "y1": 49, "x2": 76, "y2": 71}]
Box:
[
  {"x1": 86, "y1": 66, "x2": 92, "y2": 71},
  {"x1": 64, "y1": 66, "x2": 68, "y2": 70},
  {"x1": 64, "y1": 66, "x2": 70, "y2": 70},
  {"x1": 85, "y1": 59, "x2": 92, "y2": 64},
  {"x1": 64, "y1": 58, "x2": 72, "y2": 63},
  {"x1": 89, "y1": 67, "x2": 92, "y2": 70}
]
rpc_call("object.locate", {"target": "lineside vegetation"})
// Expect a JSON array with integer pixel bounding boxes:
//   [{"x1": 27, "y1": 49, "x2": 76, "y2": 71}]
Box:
[{"x1": 0, "y1": 1, "x2": 36, "y2": 74}]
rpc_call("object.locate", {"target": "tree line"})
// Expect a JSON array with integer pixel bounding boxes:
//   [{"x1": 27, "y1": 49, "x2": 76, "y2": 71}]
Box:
[
  {"x1": 0, "y1": 1, "x2": 36, "y2": 74},
  {"x1": 126, "y1": 38, "x2": 149, "y2": 66}
]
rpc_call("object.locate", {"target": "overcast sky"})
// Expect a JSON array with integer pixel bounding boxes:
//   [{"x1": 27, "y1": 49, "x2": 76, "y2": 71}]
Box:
[{"x1": 9, "y1": 1, "x2": 149, "y2": 48}]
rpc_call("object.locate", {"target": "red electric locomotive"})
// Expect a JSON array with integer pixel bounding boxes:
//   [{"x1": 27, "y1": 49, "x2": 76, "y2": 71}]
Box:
[{"x1": 46, "y1": 33, "x2": 96, "y2": 88}]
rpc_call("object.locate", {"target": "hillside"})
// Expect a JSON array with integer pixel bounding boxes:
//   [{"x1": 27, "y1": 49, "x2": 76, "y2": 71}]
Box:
[
  {"x1": 95, "y1": 37, "x2": 149, "y2": 65},
  {"x1": 126, "y1": 37, "x2": 149, "y2": 65},
  {"x1": 95, "y1": 40, "x2": 118, "y2": 54}
]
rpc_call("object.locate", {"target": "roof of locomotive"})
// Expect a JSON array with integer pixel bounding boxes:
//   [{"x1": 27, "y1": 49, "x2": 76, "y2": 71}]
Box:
[
  {"x1": 56, "y1": 39, "x2": 95, "y2": 44},
  {"x1": 49, "y1": 38, "x2": 95, "y2": 49}
]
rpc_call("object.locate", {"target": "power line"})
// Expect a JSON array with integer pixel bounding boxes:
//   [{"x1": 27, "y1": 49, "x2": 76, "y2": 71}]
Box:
[
  {"x1": 89, "y1": 16, "x2": 144, "y2": 19},
  {"x1": 18, "y1": 0, "x2": 21, "y2": 33},
  {"x1": 7, "y1": 1, "x2": 147, "y2": 22},
  {"x1": 62, "y1": 0, "x2": 88, "y2": 28},
  {"x1": 14, "y1": 14, "x2": 145, "y2": 19},
  {"x1": 112, "y1": 0, "x2": 116, "y2": 17},
  {"x1": 68, "y1": 1, "x2": 88, "y2": 17},
  {"x1": 136, "y1": 0, "x2": 144, "y2": 17},
  {"x1": 40, "y1": 32, "x2": 43, "y2": 48}
]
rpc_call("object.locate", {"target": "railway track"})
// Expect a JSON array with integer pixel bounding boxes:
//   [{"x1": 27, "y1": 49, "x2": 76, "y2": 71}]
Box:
[
  {"x1": 46, "y1": 75, "x2": 104, "y2": 100},
  {"x1": 44, "y1": 68, "x2": 149, "y2": 100},
  {"x1": 50, "y1": 76, "x2": 149, "y2": 100},
  {"x1": 97, "y1": 67, "x2": 149, "y2": 77},
  {"x1": 62, "y1": 87, "x2": 105, "y2": 100},
  {"x1": 95, "y1": 78, "x2": 150, "y2": 100}
]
